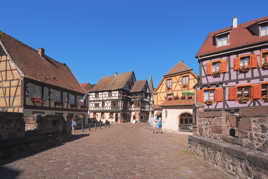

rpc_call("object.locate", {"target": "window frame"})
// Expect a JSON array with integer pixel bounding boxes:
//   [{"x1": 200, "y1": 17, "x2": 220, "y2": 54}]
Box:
[
  {"x1": 237, "y1": 85, "x2": 251, "y2": 100},
  {"x1": 166, "y1": 79, "x2": 172, "y2": 89},
  {"x1": 260, "y1": 23, "x2": 268, "y2": 37},
  {"x1": 239, "y1": 55, "x2": 251, "y2": 68},
  {"x1": 182, "y1": 75, "x2": 189, "y2": 87},
  {"x1": 216, "y1": 34, "x2": 229, "y2": 47},
  {"x1": 261, "y1": 50, "x2": 268, "y2": 67},
  {"x1": 212, "y1": 61, "x2": 221, "y2": 73},
  {"x1": 261, "y1": 82, "x2": 268, "y2": 99},
  {"x1": 203, "y1": 89, "x2": 215, "y2": 103}
]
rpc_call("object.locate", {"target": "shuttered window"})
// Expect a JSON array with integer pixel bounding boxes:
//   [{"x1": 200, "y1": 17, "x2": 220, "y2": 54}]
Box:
[
  {"x1": 234, "y1": 55, "x2": 258, "y2": 70},
  {"x1": 261, "y1": 51, "x2": 268, "y2": 67},
  {"x1": 212, "y1": 62, "x2": 220, "y2": 73},
  {"x1": 204, "y1": 89, "x2": 214, "y2": 102},
  {"x1": 207, "y1": 60, "x2": 227, "y2": 75},
  {"x1": 237, "y1": 86, "x2": 251, "y2": 99},
  {"x1": 262, "y1": 84, "x2": 268, "y2": 97}
]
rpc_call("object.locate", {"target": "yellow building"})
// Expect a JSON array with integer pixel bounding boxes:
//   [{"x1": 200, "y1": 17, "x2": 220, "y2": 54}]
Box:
[{"x1": 153, "y1": 61, "x2": 198, "y2": 132}]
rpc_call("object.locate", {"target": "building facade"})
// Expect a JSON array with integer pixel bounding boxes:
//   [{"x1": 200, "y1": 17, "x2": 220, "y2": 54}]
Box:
[
  {"x1": 88, "y1": 72, "x2": 151, "y2": 123},
  {"x1": 0, "y1": 31, "x2": 88, "y2": 130},
  {"x1": 195, "y1": 16, "x2": 268, "y2": 136},
  {"x1": 190, "y1": 17, "x2": 268, "y2": 179},
  {"x1": 153, "y1": 61, "x2": 198, "y2": 132}
]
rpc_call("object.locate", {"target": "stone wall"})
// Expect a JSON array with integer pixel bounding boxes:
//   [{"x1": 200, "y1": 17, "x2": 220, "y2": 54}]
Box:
[
  {"x1": 195, "y1": 106, "x2": 268, "y2": 152},
  {"x1": 0, "y1": 112, "x2": 24, "y2": 140},
  {"x1": 189, "y1": 106, "x2": 268, "y2": 178},
  {"x1": 188, "y1": 136, "x2": 268, "y2": 179}
]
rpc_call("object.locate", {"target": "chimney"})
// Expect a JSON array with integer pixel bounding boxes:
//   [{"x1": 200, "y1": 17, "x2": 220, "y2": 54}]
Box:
[
  {"x1": 38, "y1": 48, "x2": 45, "y2": 57},
  {"x1": 114, "y1": 72, "x2": 118, "y2": 77},
  {"x1": 232, "y1": 17, "x2": 238, "y2": 28}
]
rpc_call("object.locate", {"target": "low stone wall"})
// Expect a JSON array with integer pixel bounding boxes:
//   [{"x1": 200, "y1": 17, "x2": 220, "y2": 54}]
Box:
[
  {"x1": 0, "y1": 112, "x2": 24, "y2": 140},
  {"x1": 196, "y1": 107, "x2": 268, "y2": 152},
  {"x1": 188, "y1": 136, "x2": 268, "y2": 179}
]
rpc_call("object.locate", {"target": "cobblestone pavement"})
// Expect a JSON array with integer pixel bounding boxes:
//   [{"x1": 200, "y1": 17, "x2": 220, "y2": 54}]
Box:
[{"x1": 0, "y1": 123, "x2": 232, "y2": 179}]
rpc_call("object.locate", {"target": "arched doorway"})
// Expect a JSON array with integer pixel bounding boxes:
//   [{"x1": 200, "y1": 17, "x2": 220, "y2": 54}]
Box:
[{"x1": 179, "y1": 113, "x2": 193, "y2": 131}]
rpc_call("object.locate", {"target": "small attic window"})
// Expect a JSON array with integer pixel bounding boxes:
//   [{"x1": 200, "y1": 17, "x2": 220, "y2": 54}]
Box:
[
  {"x1": 216, "y1": 34, "x2": 229, "y2": 47},
  {"x1": 260, "y1": 23, "x2": 268, "y2": 37}
]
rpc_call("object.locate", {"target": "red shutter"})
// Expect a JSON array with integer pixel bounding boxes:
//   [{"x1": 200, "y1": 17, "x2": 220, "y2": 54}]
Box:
[
  {"x1": 252, "y1": 84, "x2": 262, "y2": 99},
  {"x1": 221, "y1": 60, "x2": 227, "y2": 73},
  {"x1": 234, "y1": 58, "x2": 240, "y2": 70},
  {"x1": 196, "y1": 89, "x2": 204, "y2": 103},
  {"x1": 206, "y1": 62, "x2": 212, "y2": 75},
  {"x1": 215, "y1": 88, "x2": 223, "y2": 102},
  {"x1": 228, "y1": 87, "x2": 237, "y2": 101},
  {"x1": 250, "y1": 55, "x2": 258, "y2": 68}
]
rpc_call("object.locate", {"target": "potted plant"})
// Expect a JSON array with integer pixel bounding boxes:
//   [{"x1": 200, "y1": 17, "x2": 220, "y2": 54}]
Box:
[
  {"x1": 263, "y1": 95, "x2": 268, "y2": 102},
  {"x1": 239, "y1": 97, "x2": 249, "y2": 104},
  {"x1": 205, "y1": 100, "x2": 213, "y2": 105},
  {"x1": 239, "y1": 66, "x2": 249, "y2": 73},
  {"x1": 31, "y1": 97, "x2": 42, "y2": 104},
  {"x1": 212, "y1": 71, "x2": 220, "y2": 77},
  {"x1": 263, "y1": 62, "x2": 268, "y2": 70}
]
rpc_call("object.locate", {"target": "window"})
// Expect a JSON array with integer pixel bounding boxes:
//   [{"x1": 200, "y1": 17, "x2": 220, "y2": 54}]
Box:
[
  {"x1": 212, "y1": 62, "x2": 221, "y2": 73},
  {"x1": 95, "y1": 93, "x2": 99, "y2": 98},
  {"x1": 167, "y1": 93, "x2": 173, "y2": 100},
  {"x1": 108, "y1": 92, "x2": 112, "y2": 97},
  {"x1": 260, "y1": 24, "x2": 268, "y2": 37},
  {"x1": 69, "y1": 94, "x2": 75, "y2": 105},
  {"x1": 95, "y1": 103, "x2": 99, "y2": 108},
  {"x1": 166, "y1": 79, "x2": 172, "y2": 89},
  {"x1": 261, "y1": 84, "x2": 268, "y2": 97},
  {"x1": 182, "y1": 76, "x2": 189, "y2": 87},
  {"x1": 237, "y1": 86, "x2": 251, "y2": 99},
  {"x1": 63, "y1": 92, "x2": 68, "y2": 108},
  {"x1": 261, "y1": 51, "x2": 268, "y2": 66},
  {"x1": 240, "y1": 56, "x2": 250, "y2": 68},
  {"x1": 43, "y1": 87, "x2": 49, "y2": 107},
  {"x1": 204, "y1": 89, "x2": 215, "y2": 102},
  {"x1": 216, "y1": 34, "x2": 229, "y2": 47}
]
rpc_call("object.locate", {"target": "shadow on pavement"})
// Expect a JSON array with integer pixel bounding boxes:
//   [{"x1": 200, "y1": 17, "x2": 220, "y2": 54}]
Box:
[
  {"x1": 0, "y1": 133, "x2": 89, "y2": 166},
  {"x1": 0, "y1": 166, "x2": 21, "y2": 179}
]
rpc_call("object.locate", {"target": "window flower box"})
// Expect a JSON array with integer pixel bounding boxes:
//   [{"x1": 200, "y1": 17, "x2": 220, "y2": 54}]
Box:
[
  {"x1": 239, "y1": 98, "x2": 249, "y2": 104},
  {"x1": 239, "y1": 66, "x2": 249, "y2": 73},
  {"x1": 31, "y1": 97, "x2": 42, "y2": 104},
  {"x1": 212, "y1": 71, "x2": 220, "y2": 77},
  {"x1": 262, "y1": 95, "x2": 268, "y2": 102},
  {"x1": 54, "y1": 102, "x2": 64, "y2": 106},
  {"x1": 205, "y1": 100, "x2": 213, "y2": 105},
  {"x1": 263, "y1": 62, "x2": 268, "y2": 70},
  {"x1": 70, "y1": 104, "x2": 77, "y2": 108}
]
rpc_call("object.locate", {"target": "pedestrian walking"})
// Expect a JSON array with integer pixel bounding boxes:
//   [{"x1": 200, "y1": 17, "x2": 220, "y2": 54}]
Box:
[{"x1": 72, "y1": 117, "x2": 76, "y2": 134}]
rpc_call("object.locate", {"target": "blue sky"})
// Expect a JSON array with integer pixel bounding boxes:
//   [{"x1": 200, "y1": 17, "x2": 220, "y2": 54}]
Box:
[{"x1": 0, "y1": 1, "x2": 267, "y2": 87}]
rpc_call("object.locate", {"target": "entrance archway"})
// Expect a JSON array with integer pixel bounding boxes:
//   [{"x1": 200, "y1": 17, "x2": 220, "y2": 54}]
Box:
[{"x1": 179, "y1": 113, "x2": 193, "y2": 131}]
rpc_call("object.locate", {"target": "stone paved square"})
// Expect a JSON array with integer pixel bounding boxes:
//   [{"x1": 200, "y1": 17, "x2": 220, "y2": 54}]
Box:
[{"x1": 0, "y1": 123, "x2": 232, "y2": 179}]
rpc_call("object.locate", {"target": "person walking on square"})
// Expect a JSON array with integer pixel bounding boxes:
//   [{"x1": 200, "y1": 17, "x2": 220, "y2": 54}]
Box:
[
  {"x1": 157, "y1": 118, "x2": 162, "y2": 134},
  {"x1": 153, "y1": 115, "x2": 158, "y2": 134},
  {"x1": 72, "y1": 117, "x2": 76, "y2": 134}
]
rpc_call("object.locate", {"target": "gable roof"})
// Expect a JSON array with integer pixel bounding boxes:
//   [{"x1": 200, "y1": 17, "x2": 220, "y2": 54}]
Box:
[
  {"x1": 89, "y1": 71, "x2": 134, "y2": 92},
  {"x1": 0, "y1": 31, "x2": 85, "y2": 94},
  {"x1": 165, "y1": 61, "x2": 191, "y2": 76},
  {"x1": 130, "y1": 80, "x2": 147, "y2": 93},
  {"x1": 196, "y1": 16, "x2": 268, "y2": 58}
]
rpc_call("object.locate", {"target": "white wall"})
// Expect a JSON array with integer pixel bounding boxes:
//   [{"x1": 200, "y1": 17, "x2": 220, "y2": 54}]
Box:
[{"x1": 162, "y1": 108, "x2": 193, "y2": 132}]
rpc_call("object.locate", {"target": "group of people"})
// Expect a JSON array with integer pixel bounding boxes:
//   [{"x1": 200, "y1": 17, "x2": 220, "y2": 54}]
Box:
[{"x1": 153, "y1": 115, "x2": 162, "y2": 134}]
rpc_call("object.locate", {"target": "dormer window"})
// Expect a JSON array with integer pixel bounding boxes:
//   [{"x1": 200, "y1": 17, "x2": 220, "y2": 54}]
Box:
[
  {"x1": 216, "y1": 34, "x2": 229, "y2": 47},
  {"x1": 260, "y1": 24, "x2": 268, "y2": 37}
]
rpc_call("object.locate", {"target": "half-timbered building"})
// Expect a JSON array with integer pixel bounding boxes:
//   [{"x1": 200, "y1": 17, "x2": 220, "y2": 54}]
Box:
[
  {"x1": 88, "y1": 71, "x2": 151, "y2": 123},
  {"x1": 196, "y1": 16, "x2": 268, "y2": 136},
  {"x1": 0, "y1": 31, "x2": 88, "y2": 130},
  {"x1": 153, "y1": 61, "x2": 198, "y2": 132},
  {"x1": 129, "y1": 80, "x2": 151, "y2": 122}
]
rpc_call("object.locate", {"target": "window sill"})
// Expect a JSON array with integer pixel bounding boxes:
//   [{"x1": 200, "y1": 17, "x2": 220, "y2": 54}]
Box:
[
  {"x1": 239, "y1": 66, "x2": 249, "y2": 73},
  {"x1": 205, "y1": 100, "x2": 213, "y2": 105},
  {"x1": 238, "y1": 98, "x2": 249, "y2": 104}
]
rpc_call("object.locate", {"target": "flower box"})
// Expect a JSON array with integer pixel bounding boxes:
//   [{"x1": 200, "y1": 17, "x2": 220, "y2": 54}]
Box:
[
  {"x1": 263, "y1": 95, "x2": 268, "y2": 102},
  {"x1": 263, "y1": 63, "x2": 268, "y2": 70},
  {"x1": 239, "y1": 98, "x2": 249, "y2": 104},
  {"x1": 205, "y1": 100, "x2": 213, "y2": 105},
  {"x1": 239, "y1": 66, "x2": 249, "y2": 73},
  {"x1": 212, "y1": 71, "x2": 220, "y2": 77},
  {"x1": 31, "y1": 97, "x2": 42, "y2": 104},
  {"x1": 54, "y1": 102, "x2": 64, "y2": 106},
  {"x1": 70, "y1": 104, "x2": 77, "y2": 108}
]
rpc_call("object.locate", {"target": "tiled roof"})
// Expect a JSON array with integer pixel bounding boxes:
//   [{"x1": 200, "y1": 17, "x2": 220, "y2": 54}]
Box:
[
  {"x1": 152, "y1": 105, "x2": 162, "y2": 110},
  {"x1": 80, "y1": 83, "x2": 94, "y2": 92},
  {"x1": 160, "y1": 99, "x2": 194, "y2": 107},
  {"x1": 0, "y1": 31, "x2": 85, "y2": 94},
  {"x1": 196, "y1": 16, "x2": 268, "y2": 57},
  {"x1": 165, "y1": 61, "x2": 191, "y2": 76},
  {"x1": 89, "y1": 71, "x2": 134, "y2": 92},
  {"x1": 130, "y1": 80, "x2": 147, "y2": 93}
]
